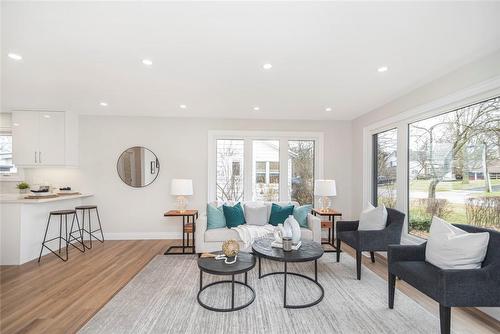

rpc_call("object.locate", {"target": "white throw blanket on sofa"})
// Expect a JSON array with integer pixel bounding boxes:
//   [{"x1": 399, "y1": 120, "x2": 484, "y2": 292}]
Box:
[{"x1": 231, "y1": 224, "x2": 275, "y2": 248}]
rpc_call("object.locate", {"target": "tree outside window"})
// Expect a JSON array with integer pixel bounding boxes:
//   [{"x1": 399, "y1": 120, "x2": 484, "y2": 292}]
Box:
[{"x1": 408, "y1": 97, "x2": 500, "y2": 237}]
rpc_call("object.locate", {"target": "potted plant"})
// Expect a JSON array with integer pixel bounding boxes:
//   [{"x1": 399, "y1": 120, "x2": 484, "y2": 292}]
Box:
[{"x1": 16, "y1": 182, "x2": 30, "y2": 194}]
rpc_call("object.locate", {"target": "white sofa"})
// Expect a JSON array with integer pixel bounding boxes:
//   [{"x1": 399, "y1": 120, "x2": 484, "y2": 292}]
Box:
[{"x1": 194, "y1": 201, "x2": 321, "y2": 254}]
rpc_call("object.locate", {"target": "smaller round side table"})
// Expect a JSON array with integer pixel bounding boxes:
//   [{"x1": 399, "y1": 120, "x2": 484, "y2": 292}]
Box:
[{"x1": 197, "y1": 252, "x2": 256, "y2": 312}]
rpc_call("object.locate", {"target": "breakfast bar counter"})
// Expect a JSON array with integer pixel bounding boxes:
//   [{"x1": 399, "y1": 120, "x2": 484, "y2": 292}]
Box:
[
  {"x1": 0, "y1": 193, "x2": 93, "y2": 204},
  {"x1": 0, "y1": 193, "x2": 94, "y2": 265}
]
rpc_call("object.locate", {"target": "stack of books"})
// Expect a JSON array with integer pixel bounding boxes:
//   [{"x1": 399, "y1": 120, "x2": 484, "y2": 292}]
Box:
[{"x1": 270, "y1": 240, "x2": 302, "y2": 250}]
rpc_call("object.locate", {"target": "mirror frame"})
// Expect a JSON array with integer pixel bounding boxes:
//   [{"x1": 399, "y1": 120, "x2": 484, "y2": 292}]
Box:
[{"x1": 116, "y1": 146, "x2": 160, "y2": 188}]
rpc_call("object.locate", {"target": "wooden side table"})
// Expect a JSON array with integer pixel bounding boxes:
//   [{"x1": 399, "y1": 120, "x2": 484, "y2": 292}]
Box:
[
  {"x1": 163, "y1": 210, "x2": 199, "y2": 255},
  {"x1": 311, "y1": 208, "x2": 342, "y2": 253}
]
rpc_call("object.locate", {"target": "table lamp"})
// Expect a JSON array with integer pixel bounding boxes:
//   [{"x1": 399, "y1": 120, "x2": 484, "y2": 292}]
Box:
[
  {"x1": 314, "y1": 179, "x2": 337, "y2": 212},
  {"x1": 171, "y1": 179, "x2": 193, "y2": 212}
]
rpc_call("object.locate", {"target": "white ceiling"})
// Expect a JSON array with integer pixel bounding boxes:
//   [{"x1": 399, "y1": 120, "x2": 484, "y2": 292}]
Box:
[{"x1": 2, "y1": 1, "x2": 500, "y2": 120}]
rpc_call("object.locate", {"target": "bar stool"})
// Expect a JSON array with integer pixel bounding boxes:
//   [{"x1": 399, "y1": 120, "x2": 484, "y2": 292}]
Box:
[
  {"x1": 75, "y1": 205, "x2": 104, "y2": 249},
  {"x1": 38, "y1": 209, "x2": 85, "y2": 262}
]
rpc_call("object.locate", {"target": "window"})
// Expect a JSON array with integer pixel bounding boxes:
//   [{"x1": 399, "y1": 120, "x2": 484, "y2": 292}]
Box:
[
  {"x1": 210, "y1": 131, "x2": 322, "y2": 203},
  {"x1": 216, "y1": 139, "x2": 244, "y2": 202},
  {"x1": 0, "y1": 134, "x2": 17, "y2": 174},
  {"x1": 288, "y1": 140, "x2": 314, "y2": 205},
  {"x1": 372, "y1": 129, "x2": 397, "y2": 208},
  {"x1": 252, "y1": 140, "x2": 280, "y2": 201},
  {"x1": 408, "y1": 97, "x2": 500, "y2": 238}
]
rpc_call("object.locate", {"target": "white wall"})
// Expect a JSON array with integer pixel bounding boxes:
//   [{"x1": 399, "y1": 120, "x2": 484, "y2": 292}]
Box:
[{"x1": 69, "y1": 116, "x2": 352, "y2": 239}]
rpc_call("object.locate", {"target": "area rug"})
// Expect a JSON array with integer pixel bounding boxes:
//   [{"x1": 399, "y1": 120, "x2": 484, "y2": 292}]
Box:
[{"x1": 79, "y1": 253, "x2": 444, "y2": 334}]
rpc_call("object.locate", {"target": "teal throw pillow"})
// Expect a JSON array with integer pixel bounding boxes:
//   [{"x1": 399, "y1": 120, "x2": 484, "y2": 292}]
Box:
[
  {"x1": 269, "y1": 203, "x2": 294, "y2": 226},
  {"x1": 207, "y1": 204, "x2": 226, "y2": 229},
  {"x1": 293, "y1": 204, "x2": 312, "y2": 228},
  {"x1": 223, "y1": 202, "x2": 245, "y2": 228}
]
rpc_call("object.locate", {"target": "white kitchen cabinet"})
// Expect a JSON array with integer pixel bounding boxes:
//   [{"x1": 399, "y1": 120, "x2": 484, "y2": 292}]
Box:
[
  {"x1": 12, "y1": 110, "x2": 78, "y2": 167},
  {"x1": 38, "y1": 112, "x2": 65, "y2": 165},
  {"x1": 11, "y1": 111, "x2": 39, "y2": 165}
]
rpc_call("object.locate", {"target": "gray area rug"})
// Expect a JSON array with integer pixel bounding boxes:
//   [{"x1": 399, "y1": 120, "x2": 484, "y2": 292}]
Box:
[{"x1": 80, "y1": 253, "x2": 443, "y2": 334}]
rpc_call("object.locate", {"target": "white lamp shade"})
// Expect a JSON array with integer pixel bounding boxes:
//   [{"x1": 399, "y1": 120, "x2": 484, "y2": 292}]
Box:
[
  {"x1": 314, "y1": 179, "x2": 337, "y2": 196},
  {"x1": 170, "y1": 179, "x2": 193, "y2": 196}
]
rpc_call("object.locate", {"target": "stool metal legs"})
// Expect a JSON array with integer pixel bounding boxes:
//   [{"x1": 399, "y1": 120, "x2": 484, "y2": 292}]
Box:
[
  {"x1": 38, "y1": 212, "x2": 85, "y2": 263},
  {"x1": 69, "y1": 214, "x2": 86, "y2": 252},
  {"x1": 78, "y1": 207, "x2": 104, "y2": 250}
]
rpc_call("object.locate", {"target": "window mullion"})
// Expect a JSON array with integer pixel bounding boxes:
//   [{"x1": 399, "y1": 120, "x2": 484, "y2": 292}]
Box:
[
  {"x1": 243, "y1": 138, "x2": 253, "y2": 201},
  {"x1": 279, "y1": 138, "x2": 288, "y2": 201}
]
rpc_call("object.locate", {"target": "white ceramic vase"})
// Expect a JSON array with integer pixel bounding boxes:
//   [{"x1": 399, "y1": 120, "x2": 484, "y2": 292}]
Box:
[{"x1": 284, "y1": 215, "x2": 301, "y2": 244}]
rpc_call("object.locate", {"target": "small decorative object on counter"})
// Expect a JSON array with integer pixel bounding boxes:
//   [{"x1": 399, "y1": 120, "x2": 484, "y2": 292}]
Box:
[
  {"x1": 16, "y1": 182, "x2": 30, "y2": 194},
  {"x1": 282, "y1": 237, "x2": 293, "y2": 252}
]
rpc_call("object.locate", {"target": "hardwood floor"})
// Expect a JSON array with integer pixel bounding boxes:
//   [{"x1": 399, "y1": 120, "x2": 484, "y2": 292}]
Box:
[
  {"x1": 1, "y1": 240, "x2": 498, "y2": 334},
  {"x1": 0, "y1": 240, "x2": 169, "y2": 334}
]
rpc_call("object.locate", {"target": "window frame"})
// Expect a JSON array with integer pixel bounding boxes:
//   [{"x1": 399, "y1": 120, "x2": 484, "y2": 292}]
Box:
[
  {"x1": 208, "y1": 130, "x2": 324, "y2": 203},
  {"x1": 362, "y1": 77, "x2": 500, "y2": 243},
  {"x1": 372, "y1": 128, "x2": 398, "y2": 207}
]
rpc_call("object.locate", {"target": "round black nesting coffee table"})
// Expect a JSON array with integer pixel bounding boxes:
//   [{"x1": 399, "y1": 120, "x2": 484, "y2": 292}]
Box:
[
  {"x1": 197, "y1": 252, "x2": 256, "y2": 312},
  {"x1": 252, "y1": 238, "x2": 324, "y2": 309}
]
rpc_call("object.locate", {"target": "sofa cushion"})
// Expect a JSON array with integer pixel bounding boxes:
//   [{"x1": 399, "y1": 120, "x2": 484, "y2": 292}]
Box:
[
  {"x1": 358, "y1": 202, "x2": 387, "y2": 231},
  {"x1": 293, "y1": 204, "x2": 312, "y2": 228},
  {"x1": 425, "y1": 216, "x2": 490, "y2": 270},
  {"x1": 223, "y1": 202, "x2": 245, "y2": 228},
  {"x1": 244, "y1": 203, "x2": 268, "y2": 225},
  {"x1": 269, "y1": 203, "x2": 294, "y2": 226},
  {"x1": 300, "y1": 227, "x2": 313, "y2": 241},
  {"x1": 205, "y1": 227, "x2": 241, "y2": 242},
  {"x1": 264, "y1": 201, "x2": 299, "y2": 221},
  {"x1": 207, "y1": 204, "x2": 226, "y2": 230}
]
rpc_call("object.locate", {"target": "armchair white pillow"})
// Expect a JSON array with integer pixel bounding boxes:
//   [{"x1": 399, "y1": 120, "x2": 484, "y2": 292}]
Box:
[
  {"x1": 358, "y1": 203, "x2": 388, "y2": 231},
  {"x1": 425, "y1": 216, "x2": 490, "y2": 270}
]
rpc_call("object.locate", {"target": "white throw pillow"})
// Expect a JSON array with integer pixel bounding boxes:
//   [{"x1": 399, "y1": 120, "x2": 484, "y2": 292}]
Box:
[
  {"x1": 425, "y1": 216, "x2": 490, "y2": 270},
  {"x1": 244, "y1": 204, "x2": 268, "y2": 226},
  {"x1": 358, "y1": 203, "x2": 388, "y2": 231}
]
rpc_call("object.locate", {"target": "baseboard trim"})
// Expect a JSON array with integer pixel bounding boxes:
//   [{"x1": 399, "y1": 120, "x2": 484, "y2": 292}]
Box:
[{"x1": 104, "y1": 232, "x2": 183, "y2": 240}]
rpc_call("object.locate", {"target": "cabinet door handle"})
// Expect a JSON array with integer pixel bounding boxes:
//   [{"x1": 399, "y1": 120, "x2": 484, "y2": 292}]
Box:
[
  {"x1": 35, "y1": 151, "x2": 37, "y2": 163},
  {"x1": 39, "y1": 151, "x2": 42, "y2": 164}
]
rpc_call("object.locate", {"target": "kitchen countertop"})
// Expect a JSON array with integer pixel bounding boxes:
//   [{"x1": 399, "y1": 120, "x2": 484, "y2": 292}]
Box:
[{"x1": 0, "y1": 193, "x2": 94, "y2": 204}]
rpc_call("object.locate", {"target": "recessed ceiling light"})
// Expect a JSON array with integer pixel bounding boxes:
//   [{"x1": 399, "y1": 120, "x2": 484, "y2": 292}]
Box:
[
  {"x1": 253, "y1": 106, "x2": 260, "y2": 111},
  {"x1": 377, "y1": 66, "x2": 388, "y2": 73},
  {"x1": 142, "y1": 59, "x2": 153, "y2": 66},
  {"x1": 8, "y1": 53, "x2": 22, "y2": 61},
  {"x1": 13, "y1": 123, "x2": 20, "y2": 127},
  {"x1": 179, "y1": 104, "x2": 187, "y2": 109},
  {"x1": 43, "y1": 114, "x2": 51, "y2": 119},
  {"x1": 325, "y1": 107, "x2": 332, "y2": 112},
  {"x1": 100, "y1": 102, "x2": 108, "y2": 107},
  {"x1": 262, "y1": 63, "x2": 272, "y2": 70}
]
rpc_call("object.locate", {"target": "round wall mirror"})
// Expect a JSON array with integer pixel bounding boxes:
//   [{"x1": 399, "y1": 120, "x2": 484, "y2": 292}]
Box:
[{"x1": 117, "y1": 146, "x2": 160, "y2": 187}]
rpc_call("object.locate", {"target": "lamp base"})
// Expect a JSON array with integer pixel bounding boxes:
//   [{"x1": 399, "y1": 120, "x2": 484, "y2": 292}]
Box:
[
  {"x1": 176, "y1": 196, "x2": 188, "y2": 212},
  {"x1": 319, "y1": 196, "x2": 332, "y2": 212}
]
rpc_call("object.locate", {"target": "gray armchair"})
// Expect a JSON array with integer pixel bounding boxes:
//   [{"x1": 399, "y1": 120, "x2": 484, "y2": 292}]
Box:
[
  {"x1": 388, "y1": 225, "x2": 500, "y2": 334},
  {"x1": 336, "y1": 208, "x2": 405, "y2": 279}
]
